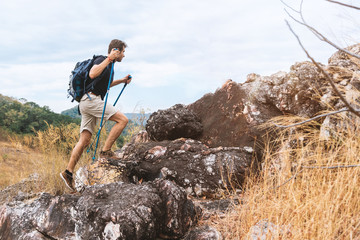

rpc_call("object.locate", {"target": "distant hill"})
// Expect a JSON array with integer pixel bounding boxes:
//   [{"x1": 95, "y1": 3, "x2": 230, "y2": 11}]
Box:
[
  {"x1": 0, "y1": 94, "x2": 80, "y2": 134},
  {"x1": 61, "y1": 106, "x2": 152, "y2": 124}
]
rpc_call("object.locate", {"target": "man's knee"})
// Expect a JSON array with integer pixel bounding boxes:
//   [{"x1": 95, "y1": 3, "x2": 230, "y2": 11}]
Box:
[
  {"x1": 79, "y1": 130, "x2": 92, "y2": 147},
  {"x1": 110, "y1": 112, "x2": 128, "y2": 125},
  {"x1": 123, "y1": 115, "x2": 129, "y2": 125}
]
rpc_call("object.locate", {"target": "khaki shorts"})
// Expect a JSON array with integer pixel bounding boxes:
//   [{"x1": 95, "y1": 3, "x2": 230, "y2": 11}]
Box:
[{"x1": 79, "y1": 94, "x2": 118, "y2": 134}]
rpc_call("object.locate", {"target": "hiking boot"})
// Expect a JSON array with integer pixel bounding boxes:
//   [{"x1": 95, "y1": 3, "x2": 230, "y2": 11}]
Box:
[
  {"x1": 60, "y1": 171, "x2": 76, "y2": 191},
  {"x1": 100, "y1": 149, "x2": 120, "y2": 159}
]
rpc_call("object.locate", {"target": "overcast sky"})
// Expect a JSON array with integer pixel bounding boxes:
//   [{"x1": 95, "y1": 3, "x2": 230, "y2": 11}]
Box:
[{"x1": 0, "y1": 0, "x2": 359, "y2": 114}]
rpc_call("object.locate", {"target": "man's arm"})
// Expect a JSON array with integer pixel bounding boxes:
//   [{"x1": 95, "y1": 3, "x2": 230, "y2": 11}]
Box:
[
  {"x1": 89, "y1": 49, "x2": 119, "y2": 79},
  {"x1": 110, "y1": 75, "x2": 132, "y2": 87}
]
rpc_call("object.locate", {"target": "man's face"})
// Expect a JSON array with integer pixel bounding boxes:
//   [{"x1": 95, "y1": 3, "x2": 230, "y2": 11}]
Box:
[{"x1": 116, "y1": 48, "x2": 125, "y2": 62}]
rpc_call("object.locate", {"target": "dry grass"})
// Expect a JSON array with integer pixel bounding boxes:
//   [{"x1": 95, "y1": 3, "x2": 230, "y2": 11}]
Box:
[
  {"x1": 0, "y1": 113, "x2": 146, "y2": 196},
  {"x1": 0, "y1": 123, "x2": 106, "y2": 195},
  {"x1": 209, "y1": 113, "x2": 360, "y2": 239}
]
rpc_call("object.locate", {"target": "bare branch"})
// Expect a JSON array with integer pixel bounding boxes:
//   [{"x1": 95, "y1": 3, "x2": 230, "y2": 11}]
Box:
[
  {"x1": 272, "y1": 108, "x2": 350, "y2": 128},
  {"x1": 274, "y1": 164, "x2": 360, "y2": 189},
  {"x1": 326, "y1": 0, "x2": 360, "y2": 10},
  {"x1": 302, "y1": 164, "x2": 360, "y2": 169},
  {"x1": 284, "y1": 8, "x2": 360, "y2": 59},
  {"x1": 280, "y1": 0, "x2": 300, "y2": 13},
  {"x1": 285, "y1": 20, "x2": 360, "y2": 118}
]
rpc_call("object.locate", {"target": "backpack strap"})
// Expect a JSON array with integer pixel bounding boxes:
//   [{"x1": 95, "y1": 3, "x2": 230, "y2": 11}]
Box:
[{"x1": 83, "y1": 55, "x2": 106, "y2": 96}]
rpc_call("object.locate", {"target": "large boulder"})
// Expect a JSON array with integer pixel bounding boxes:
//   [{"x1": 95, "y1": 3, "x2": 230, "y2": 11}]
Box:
[
  {"x1": 188, "y1": 79, "x2": 281, "y2": 148},
  {"x1": 187, "y1": 61, "x2": 329, "y2": 148},
  {"x1": 77, "y1": 138, "x2": 255, "y2": 197},
  {"x1": 74, "y1": 179, "x2": 198, "y2": 240},
  {"x1": 0, "y1": 193, "x2": 79, "y2": 240},
  {"x1": 146, "y1": 104, "x2": 203, "y2": 141},
  {"x1": 0, "y1": 179, "x2": 198, "y2": 240}
]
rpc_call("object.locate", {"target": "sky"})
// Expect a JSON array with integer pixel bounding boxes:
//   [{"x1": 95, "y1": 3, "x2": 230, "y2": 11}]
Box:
[{"x1": 0, "y1": 0, "x2": 359, "y2": 114}]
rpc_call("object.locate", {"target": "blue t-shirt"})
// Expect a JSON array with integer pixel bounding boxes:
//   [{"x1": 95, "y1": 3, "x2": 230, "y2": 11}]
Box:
[{"x1": 90, "y1": 56, "x2": 114, "y2": 99}]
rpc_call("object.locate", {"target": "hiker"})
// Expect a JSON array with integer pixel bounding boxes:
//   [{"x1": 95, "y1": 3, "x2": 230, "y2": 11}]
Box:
[{"x1": 61, "y1": 39, "x2": 131, "y2": 191}]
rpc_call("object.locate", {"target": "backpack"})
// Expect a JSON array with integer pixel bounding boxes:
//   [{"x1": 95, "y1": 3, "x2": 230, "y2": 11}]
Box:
[{"x1": 67, "y1": 55, "x2": 102, "y2": 102}]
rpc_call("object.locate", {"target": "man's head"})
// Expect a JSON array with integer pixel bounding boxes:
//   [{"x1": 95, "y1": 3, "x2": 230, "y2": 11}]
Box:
[
  {"x1": 108, "y1": 39, "x2": 127, "y2": 53},
  {"x1": 108, "y1": 39, "x2": 127, "y2": 62}
]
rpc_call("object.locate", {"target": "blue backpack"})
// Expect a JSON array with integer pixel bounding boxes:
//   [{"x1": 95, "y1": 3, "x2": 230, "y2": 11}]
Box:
[{"x1": 67, "y1": 55, "x2": 102, "y2": 102}]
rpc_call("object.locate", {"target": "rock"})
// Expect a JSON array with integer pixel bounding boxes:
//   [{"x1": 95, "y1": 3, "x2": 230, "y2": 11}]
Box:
[
  {"x1": 0, "y1": 173, "x2": 40, "y2": 205},
  {"x1": 0, "y1": 192, "x2": 79, "y2": 240},
  {"x1": 328, "y1": 44, "x2": 360, "y2": 72},
  {"x1": 128, "y1": 129, "x2": 150, "y2": 144},
  {"x1": 188, "y1": 80, "x2": 269, "y2": 148},
  {"x1": 0, "y1": 179, "x2": 198, "y2": 240},
  {"x1": 81, "y1": 138, "x2": 255, "y2": 197},
  {"x1": 319, "y1": 110, "x2": 359, "y2": 141},
  {"x1": 183, "y1": 225, "x2": 222, "y2": 240},
  {"x1": 146, "y1": 104, "x2": 203, "y2": 141},
  {"x1": 75, "y1": 158, "x2": 138, "y2": 192},
  {"x1": 193, "y1": 198, "x2": 241, "y2": 220},
  {"x1": 74, "y1": 179, "x2": 198, "y2": 240},
  {"x1": 188, "y1": 62, "x2": 328, "y2": 148},
  {"x1": 246, "y1": 220, "x2": 292, "y2": 240}
]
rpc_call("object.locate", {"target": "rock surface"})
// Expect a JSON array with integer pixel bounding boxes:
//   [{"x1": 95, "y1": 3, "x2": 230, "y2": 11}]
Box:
[
  {"x1": 0, "y1": 193, "x2": 78, "y2": 240},
  {"x1": 183, "y1": 225, "x2": 222, "y2": 240},
  {"x1": 146, "y1": 104, "x2": 203, "y2": 141},
  {"x1": 78, "y1": 138, "x2": 255, "y2": 197},
  {"x1": 187, "y1": 62, "x2": 328, "y2": 148},
  {"x1": 0, "y1": 179, "x2": 198, "y2": 240}
]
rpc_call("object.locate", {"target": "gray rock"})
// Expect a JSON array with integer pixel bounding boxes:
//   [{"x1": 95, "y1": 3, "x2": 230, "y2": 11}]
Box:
[
  {"x1": 246, "y1": 220, "x2": 292, "y2": 240},
  {"x1": 100, "y1": 138, "x2": 255, "y2": 197},
  {"x1": 0, "y1": 192, "x2": 79, "y2": 240},
  {"x1": 0, "y1": 180, "x2": 198, "y2": 240},
  {"x1": 183, "y1": 225, "x2": 222, "y2": 240}
]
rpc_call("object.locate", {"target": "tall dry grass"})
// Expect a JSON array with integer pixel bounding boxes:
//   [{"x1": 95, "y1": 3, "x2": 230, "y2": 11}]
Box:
[
  {"x1": 0, "y1": 111, "x2": 147, "y2": 195},
  {"x1": 0, "y1": 122, "x2": 109, "y2": 194},
  {"x1": 211, "y1": 112, "x2": 360, "y2": 239}
]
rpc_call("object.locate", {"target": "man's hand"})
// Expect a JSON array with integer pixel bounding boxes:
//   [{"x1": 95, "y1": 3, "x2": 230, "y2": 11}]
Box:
[
  {"x1": 110, "y1": 75, "x2": 132, "y2": 87},
  {"x1": 108, "y1": 48, "x2": 120, "y2": 62},
  {"x1": 124, "y1": 74, "x2": 132, "y2": 84}
]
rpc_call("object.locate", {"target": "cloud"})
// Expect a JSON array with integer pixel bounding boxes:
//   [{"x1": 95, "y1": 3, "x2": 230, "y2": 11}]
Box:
[{"x1": 0, "y1": 62, "x2": 74, "y2": 105}]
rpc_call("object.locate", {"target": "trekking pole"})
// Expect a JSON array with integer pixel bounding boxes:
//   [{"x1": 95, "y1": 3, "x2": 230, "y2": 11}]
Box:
[
  {"x1": 113, "y1": 81, "x2": 128, "y2": 106},
  {"x1": 87, "y1": 81, "x2": 128, "y2": 155},
  {"x1": 92, "y1": 62, "x2": 115, "y2": 161}
]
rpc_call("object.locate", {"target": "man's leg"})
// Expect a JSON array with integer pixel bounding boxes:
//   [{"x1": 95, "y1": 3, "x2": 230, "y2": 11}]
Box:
[
  {"x1": 67, "y1": 130, "x2": 92, "y2": 173},
  {"x1": 61, "y1": 130, "x2": 92, "y2": 191},
  {"x1": 102, "y1": 112, "x2": 128, "y2": 152}
]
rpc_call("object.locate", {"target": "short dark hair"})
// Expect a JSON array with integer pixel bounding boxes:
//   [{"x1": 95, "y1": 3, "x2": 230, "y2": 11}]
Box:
[{"x1": 108, "y1": 39, "x2": 127, "y2": 53}]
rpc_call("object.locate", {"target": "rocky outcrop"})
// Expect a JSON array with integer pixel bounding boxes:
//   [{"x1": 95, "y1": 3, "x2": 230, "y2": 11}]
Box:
[
  {"x1": 146, "y1": 104, "x2": 203, "y2": 141},
  {"x1": 187, "y1": 45, "x2": 360, "y2": 148},
  {"x1": 187, "y1": 62, "x2": 328, "y2": 148},
  {"x1": 0, "y1": 193, "x2": 78, "y2": 240},
  {"x1": 0, "y1": 179, "x2": 198, "y2": 240},
  {"x1": 77, "y1": 138, "x2": 254, "y2": 197}
]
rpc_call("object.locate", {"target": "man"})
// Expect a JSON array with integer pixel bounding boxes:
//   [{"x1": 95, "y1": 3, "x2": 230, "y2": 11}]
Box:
[{"x1": 60, "y1": 39, "x2": 131, "y2": 191}]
